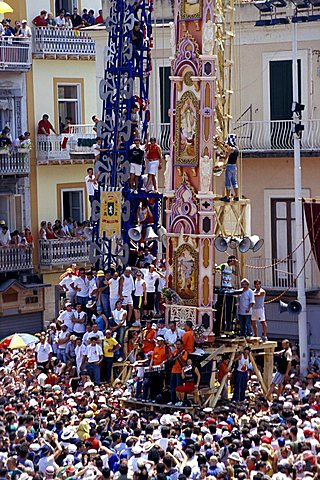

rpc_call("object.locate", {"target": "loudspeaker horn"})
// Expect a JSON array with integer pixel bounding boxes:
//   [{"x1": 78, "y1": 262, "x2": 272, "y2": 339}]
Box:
[
  {"x1": 158, "y1": 225, "x2": 167, "y2": 248},
  {"x1": 214, "y1": 235, "x2": 229, "y2": 252},
  {"x1": 229, "y1": 237, "x2": 241, "y2": 249},
  {"x1": 239, "y1": 236, "x2": 251, "y2": 253},
  {"x1": 249, "y1": 235, "x2": 264, "y2": 253},
  {"x1": 128, "y1": 225, "x2": 142, "y2": 241},
  {"x1": 279, "y1": 300, "x2": 302, "y2": 315},
  {"x1": 145, "y1": 226, "x2": 158, "y2": 242}
]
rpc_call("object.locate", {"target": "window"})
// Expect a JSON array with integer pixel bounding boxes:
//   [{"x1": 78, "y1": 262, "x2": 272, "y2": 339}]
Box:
[
  {"x1": 269, "y1": 60, "x2": 301, "y2": 121},
  {"x1": 2, "y1": 289, "x2": 18, "y2": 303},
  {"x1": 159, "y1": 66, "x2": 171, "y2": 124},
  {"x1": 61, "y1": 188, "x2": 85, "y2": 222},
  {"x1": 271, "y1": 198, "x2": 296, "y2": 287},
  {"x1": 55, "y1": 0, "x2": 76, "y2": 16},
  {"x1": 57, "y1": 84, "x2": 81, "y2": 133}
]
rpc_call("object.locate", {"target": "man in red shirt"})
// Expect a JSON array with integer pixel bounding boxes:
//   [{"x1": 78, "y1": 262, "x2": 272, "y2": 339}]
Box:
[
  {"x1": 95, "y1": 10, "x2": 104, "y2": 24},
  {"x1": 32, "y1": 10, "x2": 47, "y2": 27},
  {"x1": 37, "y1": 114, "x2": 57, "y2": 136}
]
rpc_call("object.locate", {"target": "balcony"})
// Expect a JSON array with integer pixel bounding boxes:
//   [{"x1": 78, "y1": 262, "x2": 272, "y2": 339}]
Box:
[
  {"x1": 39, "y1": 239, "x2": 90, "y2": 267},
  {"x1": 0, "y1": 149, "x2": 30, "y2": 176},
  {"x1": 36, "y1": 125, "x2": 96, "y2": 163},
  {"x1": 33, "y1": 27, "x2": 95, "y2": 59},
  {"x1": 149, "y1": 123, "x2": 170, "y2": 152},
  {"x1": 0, "y1": 37, "x2": 31, "y2": 71},
  {"x1": 236, "y1": 119, "x2": 320, "y2": 153},
  {"x1": 0, "y1": 245, "x2": 33, "y2": 272},
  {"x1": 245, "y1": 257, "x2": 320, "y2": 292}
]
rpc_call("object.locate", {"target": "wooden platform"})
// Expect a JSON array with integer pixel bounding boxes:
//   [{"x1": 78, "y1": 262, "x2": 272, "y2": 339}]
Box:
[{"x1": 123, "y1": 398, "x2": 195, "y2": 412}]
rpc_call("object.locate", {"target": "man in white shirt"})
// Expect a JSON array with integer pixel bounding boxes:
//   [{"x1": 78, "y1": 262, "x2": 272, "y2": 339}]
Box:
[
  {"x1": 35, "y1": 336, "x2": 52, "y2": 369},
  {"x1": 59, "y1": 268, "x2": 77, "y2": 304},
  {"x1": 119, "y1": 267, "x2": 134, "y2": 322},
  {"x1": 75, "y1": 337, "x2": 87, "y2": 375},
  {"x1": 84, "y1": 337, "x2": 103, "y2": 385},
  {"x1": 0, "y1": 225, "x2": 10, "y2": 246},
  {"x1": 87, "y1": 324, "x2": 104, "y2": 344},
  {"x1": 57, "y1": 303, "x2": 74, "y2": 332},
  {"x1": 109, "y1": 271, "x2": 120, "y2": 311},
  {"x1": 20, "y1": 20, "x2": 32, "y2": 37},
  {"x1": 164, "y1": 321, "x2": 184, "y2": 352},
  {"x1": 72, "y1": 304, "x2": 87, "y2": 336},
  {"x1": 143, "y1": 264, "x2": 160, "y2": 318},
  {"x1": 85, "y1": 167, "x2": 98, "y2": 205},
  {"x1": 70, "y1": 268, "x2": 89, "y2": 307},
  {"x1": 55, "y1": 11, "x2": 66, "y2": 27},
  {"x1": 57, "y1": 324, "x2": 70, "y2": 363},
  {"x1": 238, "y1": 278, "x2": 255, "y2": 338}
]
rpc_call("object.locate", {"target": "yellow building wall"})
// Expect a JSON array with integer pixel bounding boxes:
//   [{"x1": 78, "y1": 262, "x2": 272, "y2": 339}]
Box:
[
  {"x1": 31, "y1": 59, "x2": 97, "y2": 132},
  {"x1": 37, "y1": 163, "x2": 93, "y2": 224}
]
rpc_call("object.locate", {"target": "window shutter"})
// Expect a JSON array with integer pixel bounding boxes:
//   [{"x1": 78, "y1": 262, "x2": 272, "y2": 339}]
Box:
[{"x1": 14, "y1": 194, "x2": 23, "y2": 232}]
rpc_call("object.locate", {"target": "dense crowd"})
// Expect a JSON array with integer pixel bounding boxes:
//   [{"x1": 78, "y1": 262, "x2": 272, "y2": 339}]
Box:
[
  {"x1": 32, "y1": 8, "x2": 105, "y2": 30},
  {"x1": 39, "y1": 220, "x2": 90, "y2": 242},
  {"x1": 0, "y1": 222, "x2": 33, "y2": 248}
]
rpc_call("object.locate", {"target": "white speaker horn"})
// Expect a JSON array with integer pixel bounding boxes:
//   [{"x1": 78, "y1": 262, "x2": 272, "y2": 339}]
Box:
[
  {"x1": 145, "y1": 226, "x2": 158, "y2": 242},
  {"x1": 158, "y1": 226, "x2": 167, "y2": 248},
  {"x1": 229, "y1": 237, "x2": 241, "y2": 249},
  {"x1": 239, "y1": 236, "x2": 251, "y2": 253},
  {"x1": 250, "y1": 235, "x2": 264, "y2": 253},
  {"x1": 214, "y1": 235, "x2": 229, "y2": 252},
  {"x1": 128, "y1": 225, "x2": 142, "y2": 241}
]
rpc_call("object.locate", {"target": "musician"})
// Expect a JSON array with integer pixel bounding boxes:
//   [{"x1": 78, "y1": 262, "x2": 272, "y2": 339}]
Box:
[
  {"x1": 142, "y1": 335, "x2": 171, "y2": 401},
  {"x1": 168, "y1": 339, "x2": 188, "y2": 405},
  {"x1": 175, "y1": 357, "x2": 201, "y2": 407},
  {"x1": 182, "y1": 321, "x2": 195, "y2": 353},
  {"x1": 220, "y1": 134, "x2": 239, "y2": 203},
  {"x1": 142, "y1": 319, "x2": 156, "y2": 354},
  {"x1": 216, "y1": 255, "x2": 238, "y2": 289}
]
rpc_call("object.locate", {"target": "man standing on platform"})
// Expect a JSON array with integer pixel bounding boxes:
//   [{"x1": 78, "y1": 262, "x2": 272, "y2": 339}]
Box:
[
  {"x1": 168, "y1": 339, "x2": 188, "y2": 405},
  {"x1": 238, "y1": 279, "x2": 255, "y2": 338},
  {"x1": 182, "y1": 321, "x2": 195, "y2": 353},
  {"x1": 143, "y1": 336, "x2": 171, "y2": 402},
  {"x1": 252, "y1": 280, "x2": 267, "y2": 341},
  {"x1": 267, "y1": 339, "x2": 292, "y2": 399},
  {"x1": 217, "y1": 255, "x2": 238, "y2": 289}
]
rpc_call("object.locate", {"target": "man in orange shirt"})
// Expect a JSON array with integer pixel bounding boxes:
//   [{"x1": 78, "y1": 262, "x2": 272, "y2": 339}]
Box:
[
  {"x1": 169, "y1": 339, "x2": 188, "y2": 405},
  {"x1": 182, "y1": 321, "x2": 195, "y2": 353},
  {"x1": 218, "y1": 355, "x2": 229, "y2": 400},
  {"x1": 142, "y1": 320, "x2": 156, "y2": 354},
  {"x1": 143, "y1": 336, "x2": 171, "y2": 402}
]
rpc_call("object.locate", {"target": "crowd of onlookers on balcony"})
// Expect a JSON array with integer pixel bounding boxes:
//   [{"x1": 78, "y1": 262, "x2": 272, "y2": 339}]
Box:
[
  {"x1": 39, "y1": 219, "x2": 91, "y2": 242},
  {"x1": 0, "y1": 221, "x2": 33, "y2": 248},
  {"x1": 0, "y1": 126, "x2": 31, "y2": 152},
  {"x1": 0, "y1": 7, "x2": 105, "y2": 40},
  {"x1": 32, "y1": 8, "x2": 105, "y2": 30}
]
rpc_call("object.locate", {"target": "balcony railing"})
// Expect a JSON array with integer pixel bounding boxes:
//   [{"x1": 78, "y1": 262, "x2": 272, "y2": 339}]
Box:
[
  {"x1": 37, "y1": 125, "x2": 96, "y2": 161},
  {"x1": 0, "y1": 149, "x2": 30, "y2": 175},
  {"x1": 39, "y1": 239, "x2": 90, "y2": 266},
  {"x1": 0, "y1": 245, "x2": 33, "y2": 272},
  {"x1": 33, "y1": 27, "x2": 95, "y2": 57},
  {"x1": 0, "y1": 37, "x2": 31, "y2": 71},
  {"x1": 245, "y1": 257, "x2": 320, "y2": 291},
  {"x1": 236, "y1": 119, "x2": 320, "y2": 152},
  {"x1": 149, "y1": 123, "x2": 170, "y2": 152}
]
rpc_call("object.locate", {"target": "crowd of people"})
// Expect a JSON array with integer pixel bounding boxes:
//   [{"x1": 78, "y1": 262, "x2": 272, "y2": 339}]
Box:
[
  {"x1": 32, "y1": 8, "x2": 105, "y2": 30},
  {"x1": 0, "y1": 222, "x2": 33, "y2": 248},
  {"x1": 1, "y1": 285, "x2": 320, "y2": 479},
  {"x1": 0, "y1": 127, "x2": 31, "y2": 151},
  {"x1": 39, "y1": 220, "x2": 90, "y2": 242}
]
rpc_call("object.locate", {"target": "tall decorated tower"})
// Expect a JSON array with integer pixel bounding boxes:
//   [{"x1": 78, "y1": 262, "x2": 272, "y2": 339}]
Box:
[{"x1": 165, "y1": 0, "x2": 219, "y2": 332}]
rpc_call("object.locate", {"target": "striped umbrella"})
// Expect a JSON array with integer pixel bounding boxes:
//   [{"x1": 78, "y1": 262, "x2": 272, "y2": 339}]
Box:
[{"x1": 0, "y1": 333, "x2": 39, "y2": 349}]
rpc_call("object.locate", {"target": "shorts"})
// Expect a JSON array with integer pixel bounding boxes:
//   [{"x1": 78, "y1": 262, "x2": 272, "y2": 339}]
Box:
[
  {"x1": 148, "y1": 160, "x2": 159, "y2": 175},
  {"x1": 144, "y1": 291, "x2": 155, "y2": 310},
  {"x1": 252, "y1": 308, "x2": 266, "y2": 321},
  {"x1": 176, "y1": 381, "x2": 195, "y2": 394},
  {"x1": 130, "y1": 163, "x2": 142, "y2": 176},
  {"x1": 122, "y1": 293, "x2": 133, "y2": 306},
  {"x1": 133, "y1": 295, "x2": 144, "y2": 309},
  {"x1": 225, "y1": 164, "x2": 238, "y2": 189},
  {"x1": 272, "y1": 372, "x2": 285, "y2": 385}
]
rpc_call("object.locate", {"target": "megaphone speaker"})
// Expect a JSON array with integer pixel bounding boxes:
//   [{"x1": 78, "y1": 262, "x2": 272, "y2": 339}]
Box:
[
  {"x1": 214, "y1": 235, "x2": 228, "y2": 252},
  {"x1": 279, "y1": 300, "x2": 302, "y2": 315},
  {"x1": 229, "y1": 237, "x2": 241, "y2": 249},
  {"x1": 145, "y1": 226, "x2": 158, "y2": 242},
  {"x1": 249, "y1": 235, "x2": 264, "y2": 253},
  {"x1": 158, "y1": 226, "x2": 167, "y2": 248},
  {"x1": 239, "y1": 236, "x2": 251, "y2": 253},
  {"x1": 128, "y1": 225, "x2": 142, "y2": 241}
]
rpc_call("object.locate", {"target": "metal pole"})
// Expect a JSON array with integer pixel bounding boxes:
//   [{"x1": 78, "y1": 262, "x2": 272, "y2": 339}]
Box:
[{"x1": 291, "y1": 18, "x2": 308, "y2": 375}]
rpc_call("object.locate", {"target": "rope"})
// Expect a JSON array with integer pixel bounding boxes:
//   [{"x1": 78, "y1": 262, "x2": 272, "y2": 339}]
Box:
[
  {"x1": 264, "y1": 218, "x2": 320, "y2": 304},
  {"x1": 245, "y1": 207, "x2": 320, "y2": 270}
]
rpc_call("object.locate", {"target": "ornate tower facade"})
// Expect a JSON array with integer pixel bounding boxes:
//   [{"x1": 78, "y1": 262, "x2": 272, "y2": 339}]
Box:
[{"x1": 165, "y1": 0, "x2": 217, "y2": 332}]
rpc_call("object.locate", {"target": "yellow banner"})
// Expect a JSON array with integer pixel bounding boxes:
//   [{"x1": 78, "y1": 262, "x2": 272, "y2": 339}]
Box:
[{"x1": 99, "y1": 191, "x2": 121, "y2": 238}]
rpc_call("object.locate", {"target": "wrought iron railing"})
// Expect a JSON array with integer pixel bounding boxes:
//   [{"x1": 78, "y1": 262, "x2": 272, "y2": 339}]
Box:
[{"x1": 39, "y1": 239, "x2": 90, "y2": 266}]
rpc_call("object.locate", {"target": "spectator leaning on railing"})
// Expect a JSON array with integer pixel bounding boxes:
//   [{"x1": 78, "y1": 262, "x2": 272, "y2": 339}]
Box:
[{"x1": 32, "y1": 10, "x2": 47, "y2": 27}]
